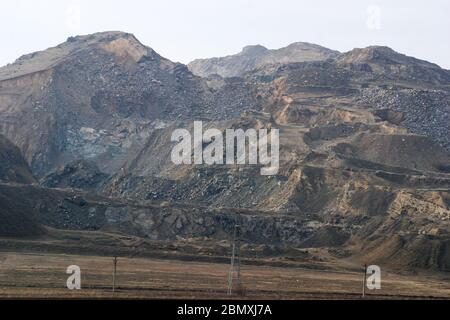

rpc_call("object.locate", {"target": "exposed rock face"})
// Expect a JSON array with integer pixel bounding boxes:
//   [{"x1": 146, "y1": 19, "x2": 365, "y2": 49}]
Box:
[
  {"x1": 0, "y1": 32, "x2": 450, "y2": 271},
  {"x1": 0, "y1": 181, "x2": 349, "y2": 248},
  {"x1": 188, "y1": 42, "x2": 339, "y2": 78},
  {"x1": 0, "y1": 31, "x2": 257, "y2": 176}
]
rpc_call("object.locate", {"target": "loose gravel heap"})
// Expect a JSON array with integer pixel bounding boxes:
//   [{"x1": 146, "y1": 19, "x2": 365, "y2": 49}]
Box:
[{"x1": 357, "y1": 87, "x2": 450, "y2": 151}]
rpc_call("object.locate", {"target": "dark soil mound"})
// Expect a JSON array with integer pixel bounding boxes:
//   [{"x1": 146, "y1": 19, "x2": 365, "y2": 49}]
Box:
[{"x1": 0, "y1": 135, "x2": 35, "y2": 184}]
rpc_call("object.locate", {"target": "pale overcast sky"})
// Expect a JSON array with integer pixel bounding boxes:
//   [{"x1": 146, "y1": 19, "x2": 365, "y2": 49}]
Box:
[{"x1": 1, "y1": 0, "x2": 449, "y2": 68}]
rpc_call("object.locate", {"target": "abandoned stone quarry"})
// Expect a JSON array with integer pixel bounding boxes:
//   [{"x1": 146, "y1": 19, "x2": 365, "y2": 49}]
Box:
[{"x1": 0, "y1": 31, "x2": 449, "y2": 299}]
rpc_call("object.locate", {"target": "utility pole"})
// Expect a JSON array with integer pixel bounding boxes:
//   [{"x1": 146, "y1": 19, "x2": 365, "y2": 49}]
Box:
[
  {"x1": 362, "y1": 263, "x2": 367, "y2": 298},
  {"x1": 112, "y1": 256, "x2": 118, "y2": 293},
  {"x1": 228, "y1": 223, "x2": 241, "y2": 295}
]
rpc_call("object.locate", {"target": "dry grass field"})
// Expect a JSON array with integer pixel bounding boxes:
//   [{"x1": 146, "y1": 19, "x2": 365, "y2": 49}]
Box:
[{"x1": 0, "y1": 251, "x2": 449, "y2": 300}]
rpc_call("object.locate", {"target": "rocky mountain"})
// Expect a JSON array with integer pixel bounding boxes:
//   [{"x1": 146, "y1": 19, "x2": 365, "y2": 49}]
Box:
[
  {"x1": 0, "y1": 31, "x2": 257, "y2": 176},
  {"x1": 0, "y1": 32, "x2": 449, "y2": 271},
  {"x1": 188, "y1": 42, "x2": 339, "y2": 78},
  {"x1": 105, "y1": 39, "x2": 450, "y2": 270}
]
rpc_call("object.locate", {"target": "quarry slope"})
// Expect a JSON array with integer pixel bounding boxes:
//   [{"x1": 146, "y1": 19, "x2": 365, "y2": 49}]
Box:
[{"x1": 0, "y1": 32, "x2": 449, "y2": 272}]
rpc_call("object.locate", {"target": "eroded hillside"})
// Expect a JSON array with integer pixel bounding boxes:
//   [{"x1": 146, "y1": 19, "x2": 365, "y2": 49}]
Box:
[{"x1": 0, "y1": 32, "x2": 449, "y2": 272}]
